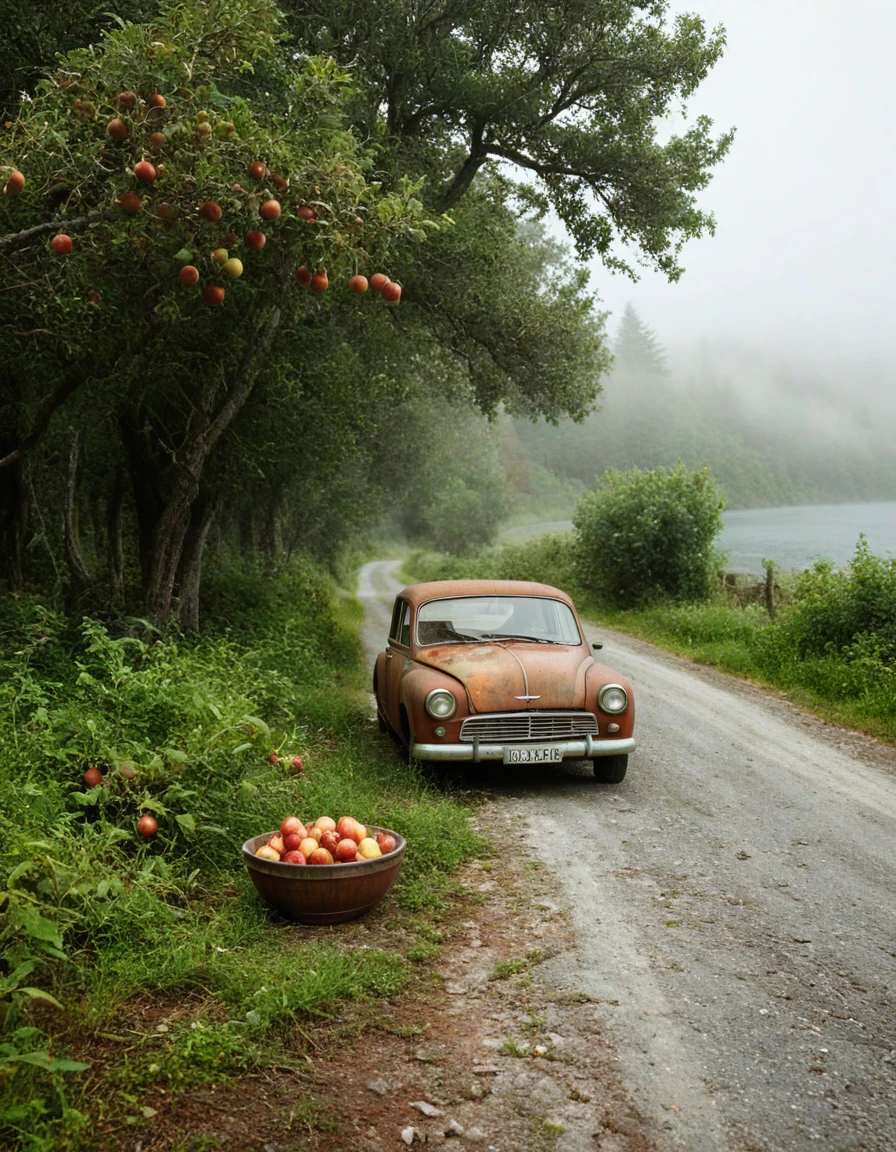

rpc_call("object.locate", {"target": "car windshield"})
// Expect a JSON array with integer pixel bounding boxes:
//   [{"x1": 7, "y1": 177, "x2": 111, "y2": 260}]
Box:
[{"x1": 416, "y1": 595, "x2": 581, "y2": 647}]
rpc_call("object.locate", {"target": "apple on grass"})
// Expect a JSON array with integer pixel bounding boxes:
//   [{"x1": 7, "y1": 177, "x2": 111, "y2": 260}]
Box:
[
  {"x1": 4, "y1": 170, "x2": 25, "y2": 195},
  {"x1": 137, "y1": 814, "x2": 158, "y2": 838}
]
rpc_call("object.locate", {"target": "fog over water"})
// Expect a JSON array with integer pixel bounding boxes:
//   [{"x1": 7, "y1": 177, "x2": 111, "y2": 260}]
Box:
[{"x1": 589, "y1": 0, "x2": 896, "y2": 384}]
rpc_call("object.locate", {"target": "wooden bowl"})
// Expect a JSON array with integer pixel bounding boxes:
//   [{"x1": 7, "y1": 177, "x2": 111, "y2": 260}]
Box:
[{"x1": 241, "y1": 826, "x2": 406, "y2": 924}]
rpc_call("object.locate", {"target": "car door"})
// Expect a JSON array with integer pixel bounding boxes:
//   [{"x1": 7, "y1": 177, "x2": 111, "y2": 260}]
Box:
[{"x1": 383, "y1": 596, "x2": 412, "y2": 736}]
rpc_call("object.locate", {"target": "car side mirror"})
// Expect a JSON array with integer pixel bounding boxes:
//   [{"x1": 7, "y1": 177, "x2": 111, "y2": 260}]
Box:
[{"x1": 591, "y1": 641, "x2": 603, "y2": 650}]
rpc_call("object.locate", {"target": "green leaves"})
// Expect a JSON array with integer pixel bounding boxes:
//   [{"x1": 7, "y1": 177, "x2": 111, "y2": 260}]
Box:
[
  {"x1": 574, "y1": 462, "x2": 725, "y2": 607},
  {"x1": 289, "y1": 0, "x2": 734, "y2": 277}
]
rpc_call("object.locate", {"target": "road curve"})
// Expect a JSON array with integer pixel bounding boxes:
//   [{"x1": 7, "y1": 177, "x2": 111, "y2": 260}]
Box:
[{"x1": 358, "y1": 560, "x2": 896, "y2": 1151}]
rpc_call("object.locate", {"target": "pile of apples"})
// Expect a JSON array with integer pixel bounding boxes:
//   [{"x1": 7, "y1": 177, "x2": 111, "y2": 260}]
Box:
[{"x1": 255, "y1": 815, "x2": 398, "y2": 866}]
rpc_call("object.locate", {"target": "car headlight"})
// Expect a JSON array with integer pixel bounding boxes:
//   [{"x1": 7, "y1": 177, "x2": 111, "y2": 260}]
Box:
[
  {"x1": 425, "y1": 688, "x2": 457, "y2": 720},
  {"x1": 598, "y1": 684, "x2": 628, "y2": 714}
]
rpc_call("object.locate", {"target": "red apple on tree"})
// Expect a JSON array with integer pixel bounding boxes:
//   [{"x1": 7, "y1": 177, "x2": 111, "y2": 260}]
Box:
[
  {"x1": 179, "y1": 265, "x2": 199, "y2": 286},
  {"x1": 297, "y1": 205, "x2": 315, "y2": 222},
  {"x1": 381, "y1": 280, "x2": 402, "y2": 303},
  {"x1": 50, "y1": 234, "x2": 72, "y2": 255},
  {"x1": 246, "y1": 230, "x2": 266, "y2": 250},
  {"x1": 248, "y1": 161, "x2": 266, "y2": 180},
  {"x1": 147, "y1": 93, "x2": 167, "y2": 109},
  {"x1": 310, "y1": 271, "x2": 328, "y2": 294},
  {"x1": 259, "y1": 199, "x2": 281, "y2": 221},
  {"x1": 107, "y1": 117, "x2": 128, "y2": 142},
  {"x1": 199, "y1": 200, "x2": 222, "y2": 222},
  {"x1": 348, "y1": 275, "x2": 369, "y2": 294},
  {"x1": 203, "y1": 284, "x2": 225, "y2": 306},
  {"x1": 134, "y1": 160, "x2": 157, "y2": 183},
  {"x1": 369, "y1": 272, "x2": 388, "y2": 293},
  {"x1": 290, "y1": 754, "x2": 303, "y2": 773},
  {"x1": 83, "y1": 767, "x2": 104, "y2": 787},
  {"x1": 295, "y1": 266, "x2": 311, "y2": 288}
]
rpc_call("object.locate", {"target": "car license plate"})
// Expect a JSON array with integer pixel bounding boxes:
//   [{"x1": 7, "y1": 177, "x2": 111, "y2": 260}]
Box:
[{"x1": 503, "y1": 745, "x2": 563, "y2": 764}]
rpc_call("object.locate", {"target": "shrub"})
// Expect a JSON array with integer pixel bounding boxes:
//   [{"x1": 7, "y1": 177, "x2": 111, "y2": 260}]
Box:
[
  {"x1": 775, "y1": 538, "x2": 896, "y2": 664},
  {"x1": 404, "y1": 532, "x2": 580, "y2": 593},
  {"x1": 573, "y1": 462, "x2": 724, "y2": 607}
]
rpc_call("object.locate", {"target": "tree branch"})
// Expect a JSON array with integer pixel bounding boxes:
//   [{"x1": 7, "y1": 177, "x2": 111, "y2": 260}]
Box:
[
  {"x1": 0, "y1": 211, "x2": 100, "y2": 252},
  {"x1": 0, "y1": 375, "x2": 83, "y2": 469}
]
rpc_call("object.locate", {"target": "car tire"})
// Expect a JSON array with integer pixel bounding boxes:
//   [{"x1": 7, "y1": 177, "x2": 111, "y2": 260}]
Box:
[{"x1": 593, "y1": 754, "x2": 627, "y2": 784}]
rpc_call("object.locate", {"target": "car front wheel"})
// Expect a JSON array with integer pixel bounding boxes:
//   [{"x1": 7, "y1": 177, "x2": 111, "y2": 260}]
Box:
[{"x1": 593, "y1": 754, "x2": 627, "y2": 784}]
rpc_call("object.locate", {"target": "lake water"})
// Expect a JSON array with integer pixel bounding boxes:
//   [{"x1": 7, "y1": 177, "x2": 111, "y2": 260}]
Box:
[
  {"x1": 719, "y1": 501, "x2": 896, "y2": 575},
  {"x1": 500, "y1": 502, "x2": 896, "y2": 577}
]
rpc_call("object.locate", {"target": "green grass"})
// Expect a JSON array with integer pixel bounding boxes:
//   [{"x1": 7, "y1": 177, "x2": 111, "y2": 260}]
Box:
[{"x1": 0, "y1": 558, "x2": 485, "y2": 1151}]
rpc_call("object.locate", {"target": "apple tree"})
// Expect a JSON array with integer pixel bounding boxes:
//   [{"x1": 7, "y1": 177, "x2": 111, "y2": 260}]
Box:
[
  {"x1": 0, "y1": 0, "x2": 433, "y2": 624},
  {"x1": 286, "y1": 0, "x2": 734, "y2": 280}
]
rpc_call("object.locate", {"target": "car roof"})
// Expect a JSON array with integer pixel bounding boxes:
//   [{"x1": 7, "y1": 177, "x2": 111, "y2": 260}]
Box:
[{"x1": 398, "y1": 580, "x2": 576, "y2": 609}]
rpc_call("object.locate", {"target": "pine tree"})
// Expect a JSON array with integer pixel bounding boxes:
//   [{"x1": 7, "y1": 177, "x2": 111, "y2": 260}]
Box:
[{"x1": 613, "y1": 303, "x2": 669, "y2": 376}]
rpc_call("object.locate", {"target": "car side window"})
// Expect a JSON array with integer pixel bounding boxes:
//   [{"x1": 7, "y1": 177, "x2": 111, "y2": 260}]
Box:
[
  {"x1": 398, "y1": 601, "x2": 412, "y2": 647},
  {"x1": 389, "y1": 598, "x2": 412, "y2": 648}
]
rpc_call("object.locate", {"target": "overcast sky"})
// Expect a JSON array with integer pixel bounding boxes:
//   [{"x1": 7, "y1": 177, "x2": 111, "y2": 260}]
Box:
[{"x1": 589, "y1": 0, "x2": 896, "y2": 371}]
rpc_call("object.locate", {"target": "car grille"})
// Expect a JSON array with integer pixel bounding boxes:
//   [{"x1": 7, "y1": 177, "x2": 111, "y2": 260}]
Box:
[{"x1": 459, "y1": 712, "x2": 599, "y2": 743}]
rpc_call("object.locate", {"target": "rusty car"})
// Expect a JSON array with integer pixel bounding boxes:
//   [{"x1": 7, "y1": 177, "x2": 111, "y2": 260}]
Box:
[{"x1": 373, "y1": 579, "x2": 635, "y2": 782}]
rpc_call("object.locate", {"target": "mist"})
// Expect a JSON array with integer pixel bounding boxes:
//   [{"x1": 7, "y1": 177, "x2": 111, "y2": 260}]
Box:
[{"x1": 588, "y1": 0, "x2": 896, "y2": 390}]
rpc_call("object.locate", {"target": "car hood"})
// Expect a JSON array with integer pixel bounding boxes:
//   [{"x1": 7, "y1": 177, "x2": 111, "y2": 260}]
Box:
[{"x1": 417, "y1": 643, "x2": 592, "y2": 712}]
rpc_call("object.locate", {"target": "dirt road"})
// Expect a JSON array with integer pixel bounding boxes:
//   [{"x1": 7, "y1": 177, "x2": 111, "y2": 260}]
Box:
[{"x1": 358, "y1": 560, "x2": 896, "y2": 1152}]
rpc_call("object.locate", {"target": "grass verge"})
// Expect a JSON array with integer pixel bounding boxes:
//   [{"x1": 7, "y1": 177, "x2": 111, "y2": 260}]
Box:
[{"x1": 0, "y1": 557, "x2": 485, "y2": 1151}]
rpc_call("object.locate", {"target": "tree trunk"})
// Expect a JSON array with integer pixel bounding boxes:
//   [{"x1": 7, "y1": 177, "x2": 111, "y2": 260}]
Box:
[
  {"x1": 0, "y1": 456, "x2": 28, "y2": 589},
  {"x1": 143, "y1": 305, "x2": 282, "y2": 627},
  {"x1": 63, "y1": 433, "x2": 93, "y2": 590},
  {"x1": 106, "y1": 470, "x2": 126, "y2": 607},
  {"x1": 176, "y1": 492, "x2": 220, "y2": 631}
]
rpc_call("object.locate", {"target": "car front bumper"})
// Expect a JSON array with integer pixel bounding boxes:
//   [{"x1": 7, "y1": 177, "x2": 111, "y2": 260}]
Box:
[{"x1": 411, "y1": 735, "x2": 637, "y2": 763}]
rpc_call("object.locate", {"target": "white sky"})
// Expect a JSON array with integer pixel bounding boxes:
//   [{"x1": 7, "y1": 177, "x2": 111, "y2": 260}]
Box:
[{"x1": 589, "y1": 0, "x2": 896, "y2": 372}]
